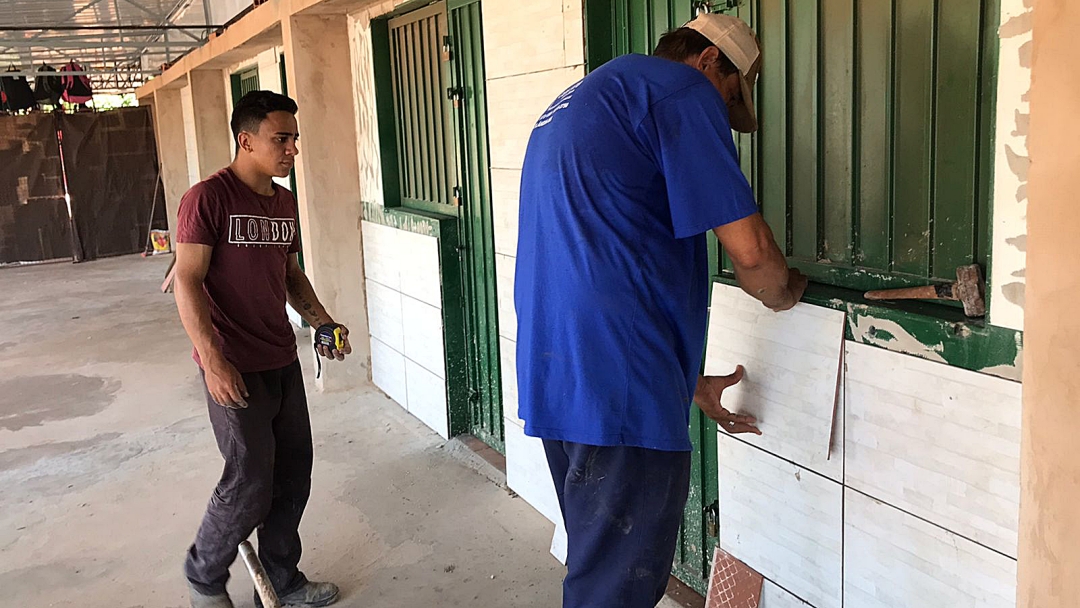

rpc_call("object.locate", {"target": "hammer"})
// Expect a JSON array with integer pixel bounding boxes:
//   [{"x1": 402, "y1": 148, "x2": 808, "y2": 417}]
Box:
[{"x1": 863, "y1": 264, "x2": 986, "y2": 317}]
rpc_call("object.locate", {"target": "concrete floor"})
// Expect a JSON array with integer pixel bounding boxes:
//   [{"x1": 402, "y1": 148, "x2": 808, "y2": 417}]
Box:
[{"x1": 0, "y1": 255, "x2": 566, "y2": 607}]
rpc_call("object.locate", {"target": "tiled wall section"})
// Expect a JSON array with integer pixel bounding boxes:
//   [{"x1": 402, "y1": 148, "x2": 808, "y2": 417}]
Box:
[
  {"x1": 845, "y1": 342, "x2": 1023, "y2": 558},
  {"x1": 363, "y1": 220, "x2": 449, "y2": 438},
  {"x1": 483, "y1": 0, "x2": 584, "y2": 534},
  {"x1": 718, "y1": 435, "x2": 844, "y2": 608},
  {"x1": 845, "y1": 490, "x2": 1017, "y2": 608},
  {"x1": 710, "y1": 303, "x2": 1022, "y2": 608},
  {"x1": 760, "y1": 581, "x2": 812, "y2": 608},
  {"x1": 705, "y1": 285, "x2": 846, "y2": 481}
]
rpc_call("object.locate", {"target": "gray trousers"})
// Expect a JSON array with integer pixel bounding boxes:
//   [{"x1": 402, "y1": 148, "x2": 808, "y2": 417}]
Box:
[{"x1": 184, "y1": 359, "x2": 312, "y2": 597}]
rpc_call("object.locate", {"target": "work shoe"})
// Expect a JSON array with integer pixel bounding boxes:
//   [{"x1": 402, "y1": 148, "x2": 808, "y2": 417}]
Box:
[
  {"x1": 188, "y1": 582, "x2": 234, "y2": 608},
  {"x1": 255, "y1": 581, "x2": 339, "y2": 607}
]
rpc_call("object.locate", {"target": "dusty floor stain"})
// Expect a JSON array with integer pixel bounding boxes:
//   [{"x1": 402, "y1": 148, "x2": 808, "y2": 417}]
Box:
[{"x1": 0, "y1": 374, "x2": 120, "y2": 431}]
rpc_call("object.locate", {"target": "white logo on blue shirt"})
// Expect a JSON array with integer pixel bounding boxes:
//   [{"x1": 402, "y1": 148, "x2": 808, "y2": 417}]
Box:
[{"x1": 534, "y1": 80, "x2": 583, "y2": 129}]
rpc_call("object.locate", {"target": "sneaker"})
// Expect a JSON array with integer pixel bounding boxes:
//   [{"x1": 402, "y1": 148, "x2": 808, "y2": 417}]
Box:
[
  {"x1": 255, "y1": 581, "x2": 339, "y2": 607},
  {"x1": 188, "y1": 582, "x2": 234, "y2": 608}
]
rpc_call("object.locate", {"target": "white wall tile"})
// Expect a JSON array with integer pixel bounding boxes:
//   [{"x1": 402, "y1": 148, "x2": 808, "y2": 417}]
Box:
[
  {"x1": 759, "y1": 581, "x2": 812, "y2": 608},
  {"x1": 496, "y1": 253, "x2": 517, "y2": 340},
  {"x1": 401, "y1": 295, "x2": 445, "y2": 379},
  {"x1": 844, "y1": 342, "x2": 1022, "y2": 557},
  {"x1": 365, "y1": 280, "x2": 403, "y2": 352},
  {"x1": 361, "y1": 221, "x2": 402, "y2": 291},
  {"x1": 398, "y1": 230, "x2": 442, "y2": 309},
  {"x1": 482, "y1": 0, "x2": 578, "y2": 80},
  {"x1": 706, "y1": 284, "x2": 846, "y2": 481},
  {"x1": 562, "y1": 0, "x2": 585, "y2": 68},
  {"x1": 844, "y1": 489, "x2": 1017, "y2": 608},
  {"x1": 371, "y1": 336, "x2": 407, "y2": 408},
  {"x1": 505, "y1": 421, "x2": 563, "y2": 526},
  {"x1": 487, "y1": 66, "x2": 585, "y2": 170},
  {"x1": 405, "y1": 359, "x2": 449, "y2": 439},
  {"x1": 718, "y1": 435, "x2": 843, "y2": 608},
  {"x1": 500, "y1": 337, "x2": 521, "y2": 426},
  {"x1": 492, "y1": 168, "x2": 521, "y2": 256}
]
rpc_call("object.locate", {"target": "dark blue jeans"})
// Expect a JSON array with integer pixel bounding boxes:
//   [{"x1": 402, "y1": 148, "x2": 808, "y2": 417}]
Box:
[
  {"x1": 543, "y1": 440, "x2": 692, "y2": 608},
  {"x1": 185, "y1": 360, "x2": 311, "y2": 597}
]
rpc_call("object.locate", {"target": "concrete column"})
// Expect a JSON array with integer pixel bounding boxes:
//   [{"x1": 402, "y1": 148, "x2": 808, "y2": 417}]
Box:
[
  {"x1": 1018, "y1": 1, "x2": 1080, "y2": 606},
  {"x1": 283, "y1": 13, "x2": 369, "y2": 391},
  {"x1": 151, "y1": 87, "x2": 192, "y2": 234},
  {"x1": 187, "y1": 69, "x2": 233, "y2": 179}
]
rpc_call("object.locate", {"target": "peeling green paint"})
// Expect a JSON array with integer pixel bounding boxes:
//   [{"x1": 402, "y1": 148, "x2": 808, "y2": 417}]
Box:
[
  {"x1": 361, "y1": 201, "x2": 447, "y2": 238},
  {"x1": 714, "y1": 275, "x2": 1024, "y2": 381}
]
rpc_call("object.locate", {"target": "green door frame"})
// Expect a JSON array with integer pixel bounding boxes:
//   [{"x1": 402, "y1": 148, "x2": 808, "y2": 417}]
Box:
[
  {"x1": 581, "y1": 0, "x2": 725, "y2": 594},
  {"x1": 447, "y1": 0, "x2": 504, "y2": 452}
]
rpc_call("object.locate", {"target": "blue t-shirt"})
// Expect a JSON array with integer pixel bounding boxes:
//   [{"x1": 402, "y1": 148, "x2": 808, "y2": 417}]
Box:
[{"x1": 514, "y1": 54, "x2": 759, "y2": 452}]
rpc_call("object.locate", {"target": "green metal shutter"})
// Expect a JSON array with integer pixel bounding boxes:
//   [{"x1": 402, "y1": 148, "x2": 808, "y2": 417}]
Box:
[
  {"x1": 231, "y1": 67, "x2": 260, "y2": 102},
  {"x1": 730, "y1": 0, "x2": 997, "y2": 291},
  {"x1": 388, "y1": 5, "x2": 458, "y2": 212},
  {"x1": 586, "y1": 0, "x2": 695, "y2": 70}
]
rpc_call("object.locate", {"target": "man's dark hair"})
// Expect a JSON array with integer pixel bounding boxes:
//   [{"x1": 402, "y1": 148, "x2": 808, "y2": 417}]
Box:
[
  {"x1": 653, "y1": 27, "x2": 739, "y2": 76},
  {"x1": 230, "y1": 90, "x2": 298, "y2": 140}
]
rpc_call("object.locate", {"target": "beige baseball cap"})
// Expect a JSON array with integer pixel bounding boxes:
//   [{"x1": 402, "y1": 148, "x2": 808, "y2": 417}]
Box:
[{"x1": 685, "y1": 13, "x2": 761, "y2": 133}]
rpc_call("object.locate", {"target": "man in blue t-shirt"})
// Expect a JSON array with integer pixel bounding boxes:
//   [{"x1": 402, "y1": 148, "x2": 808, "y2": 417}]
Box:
[{"x1": 515, "y1": 13, "x2": 808, "y2": 607}]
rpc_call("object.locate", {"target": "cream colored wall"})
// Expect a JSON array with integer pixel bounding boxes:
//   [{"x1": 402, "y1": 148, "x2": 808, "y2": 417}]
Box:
[
  {"x1": 284, "y1": 12, "x2": 369, "y2": 392},
  {"x1": 152, "y1": 87, "x2": 191, "y2": 233},
  {"x1": 179, "y1": 81, "x2": 200, "y2": 188},
  {"x1": 1018, "y1": 0, "x2": 1080, "y2": 605}
]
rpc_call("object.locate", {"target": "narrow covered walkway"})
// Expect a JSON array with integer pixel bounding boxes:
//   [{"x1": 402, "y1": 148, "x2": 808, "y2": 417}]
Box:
[{"x1": 0, "y1": 255, "x2": 563, "y2": 607}]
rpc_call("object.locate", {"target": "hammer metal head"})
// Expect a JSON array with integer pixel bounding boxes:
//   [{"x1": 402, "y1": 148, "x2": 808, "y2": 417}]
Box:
[{"x1": 954, "y1": 264, "x2": 986, "y2": 317}]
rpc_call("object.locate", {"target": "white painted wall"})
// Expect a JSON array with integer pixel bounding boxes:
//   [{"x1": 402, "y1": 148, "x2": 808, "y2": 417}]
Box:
[{"x1": 989, "y1": 0, "x2": 1033, "y2": 331}]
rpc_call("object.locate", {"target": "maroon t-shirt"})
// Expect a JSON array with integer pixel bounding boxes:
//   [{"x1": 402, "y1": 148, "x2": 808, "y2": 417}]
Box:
[{"x1": 175, "y1": 168, "x2": 301, "y2": 373}]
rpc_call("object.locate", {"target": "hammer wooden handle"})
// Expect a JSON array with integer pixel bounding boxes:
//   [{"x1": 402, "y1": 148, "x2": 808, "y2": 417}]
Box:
[{"x1": 864, "y1": 284, "x2": 953, "y2": 301}]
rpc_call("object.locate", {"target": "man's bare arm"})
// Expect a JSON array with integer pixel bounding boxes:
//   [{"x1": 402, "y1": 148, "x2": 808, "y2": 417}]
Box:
[
  {"x1": 173, "y1": 243, "x2": 248, "y2": 407},
  {"x1": 285, "y1": 254, "x2": 352, "y2": 360},
  {"x1": 713, "y1": 213, "x2": 807, "y2": 311},
  {"x1": 284, "y1": 254, "x2": 333, "y2": 328}
]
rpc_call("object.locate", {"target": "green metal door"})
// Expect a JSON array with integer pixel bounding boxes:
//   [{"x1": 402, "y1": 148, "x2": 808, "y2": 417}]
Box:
[
  {"x1": 383, "y1": 1, "x2": 503, "y2": 451},
  {"x1": 583, "y1": 0, "x2": 726, "y2": 594},
  {"x1": 448, "y1": 0, "x2": 504, "y2": 452}
]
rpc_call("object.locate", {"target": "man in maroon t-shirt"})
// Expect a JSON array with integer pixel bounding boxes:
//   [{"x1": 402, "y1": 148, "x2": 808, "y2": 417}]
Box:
[{"x1": 174, "y1": 90, "x2": 347, "y2": 608}]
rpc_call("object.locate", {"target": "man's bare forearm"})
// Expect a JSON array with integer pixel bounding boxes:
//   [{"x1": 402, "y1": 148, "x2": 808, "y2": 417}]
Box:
[
  {"x1": 285, "y1": 267, "x2": 334, "y2": 328},
  {"x1": 175, "y1": 277, "x2": 225, "y2": 367},
  {"x1": 730, "y1": 244, "x2": 794, "y2": 310}
]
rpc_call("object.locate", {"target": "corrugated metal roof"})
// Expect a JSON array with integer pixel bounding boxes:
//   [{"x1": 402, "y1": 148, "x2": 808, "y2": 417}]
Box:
[{"x1": 0, "y1": 0, "x2": 235, "y2": 93}]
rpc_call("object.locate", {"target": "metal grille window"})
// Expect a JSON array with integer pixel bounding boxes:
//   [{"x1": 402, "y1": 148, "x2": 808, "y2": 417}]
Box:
[
  {"x1": 587, "y1": 0, "x2": 997, "y2": 295},
  {"x1": 386, "y1": 4, "x2": 458, "y2": 212},
  {"x1": 730, "y1": 0, "x2": 997, "y2": 292},
  {"x1": 230, "y1": 67, "x2": 260, "y2": 103}
]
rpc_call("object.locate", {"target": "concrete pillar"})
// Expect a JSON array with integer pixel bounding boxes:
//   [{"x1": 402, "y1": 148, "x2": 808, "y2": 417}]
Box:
[
  {"x1": 1018, "y1": 1, "x2": 1080, "y2": 606},
  {"x1": 283, "y1": 13, "x2": 369, "y2": 391},
  {"x1": 187, "y1": 69, "x2": 233, "y2": 179},
  {"x1": 151, "y1": 87, "x2": 192, "y2": 234}
]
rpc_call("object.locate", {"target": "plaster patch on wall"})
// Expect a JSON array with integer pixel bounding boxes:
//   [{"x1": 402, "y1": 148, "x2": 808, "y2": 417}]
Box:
[
  {"x1": 989, "y1": 0, "x2": 1033, "y2": 332},
  {"x1": 847, "y1": 315, "x2": 948, "y2": 364},
  {"x1": 350, "y1": 6, "x2": 395, "y2": 207}
]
